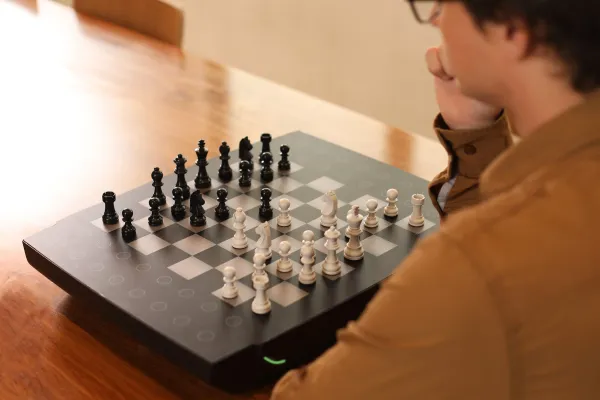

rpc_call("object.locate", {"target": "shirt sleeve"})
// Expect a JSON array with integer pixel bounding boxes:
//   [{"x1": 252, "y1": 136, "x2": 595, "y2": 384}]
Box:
[
  {"x1": 269, "y1": 232, "x2": 510, "y2": 400},
  {"x1": 428, "y1": 111, "x2": 513, "y2": 217}
]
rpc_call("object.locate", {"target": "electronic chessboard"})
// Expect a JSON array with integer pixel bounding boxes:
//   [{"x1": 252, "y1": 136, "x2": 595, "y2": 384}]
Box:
[{"x1": 22, "y1": 131, "x2": 440, "y2": 393}]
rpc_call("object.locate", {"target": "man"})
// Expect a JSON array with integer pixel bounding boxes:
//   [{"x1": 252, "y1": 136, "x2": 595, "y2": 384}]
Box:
[{"x1": 270, "y1": 0, "x2": 600, "y2": 399}]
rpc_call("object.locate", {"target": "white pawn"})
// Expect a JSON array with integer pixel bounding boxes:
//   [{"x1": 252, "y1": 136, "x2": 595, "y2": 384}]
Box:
[
  {"x1": 321, "y1": 226, "x2": 341, "y2": 276},
  {"x1": 221, "y1": 266, "x2": 238, "y2": 299},
  {"x1": 384, "y1": 188, "x2": 399, "y2": 217},
  {"x1": 344, "y1": 205, "x2": 364, "y2": 261},
  {"x1": 302, "y1": 229, "x2": 315, "y2": 263},
  {"x1": 408, "y1": 193, "x2": 425, "y2": 227},
  {"x1": 251, "y1": 275, "x2": 271, "y2": 314},
  {"x1": 252, "y1": 252, "x2": 267, "y2": 282},
  {"x1": 232, "y1": 207, "x2": 248, "y2": 249},
  {"x1": 277, "y1": 241, "x2": 293, "y2": 273},
  {"x1": 277, "y1": 198, "x2": 292, "y2": 227},
  {"x1": 298, "y1": 234, "x2": 316, "y2": 285},
  {"x1": 364, "y1": 199, "x2": 378, "y2": 228}
]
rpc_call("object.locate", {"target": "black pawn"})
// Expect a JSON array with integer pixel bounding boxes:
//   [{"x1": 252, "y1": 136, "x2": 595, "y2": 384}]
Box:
[
  {"x1": 260, "y1": 151, "x2": 274, "y2": 182},
  {"x1": 121, "y1": 208, "x2": 137, "y2": 242},
  {"x1": 189, "y1": 190, "x2": 206, "y2": 227},
  {"x1": 151, "y1": 167, "x2": 167, "y2": 206},
  {"x1": 102, "y1": 191, "x2": 119, "y2": 225},
  {"x1": 239, "y1": 136, "x2": 254, "y2": 170},
  {"x1": 218, "y1": 141, "x2": 233, "y2": 182},
  {"x1": 238, "y1": 160, "x2": 252, "y2": 187},
  {"x1": 170, "y1": 187, "x2": 186, "y2": 221},
  {"x1": 194, "y1": 140, "x2": 211, "y2": 189},
  {"x1": 260, "y1": 133, "x2": 272, "y2": 159},
  {"x1": 278, "y1": 144, "x2": 291, "y2": 171},
  {"x1": 174, "y1": 154, "x2": 190, "y2": 200},
  {"x1": 259, "y1": 187, "x2": 273, "y2": 220},
  {"x1": 148, "y1": 197, "x2": 163, "y2": 227},
  {"x1": 215, "y1": 187, "x2": 230, "y2": 220}
]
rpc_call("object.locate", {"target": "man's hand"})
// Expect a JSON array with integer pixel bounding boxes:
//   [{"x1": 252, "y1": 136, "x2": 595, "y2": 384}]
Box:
[{"x1": 426, "y1": 46, "x2": 502, "y2": 130}]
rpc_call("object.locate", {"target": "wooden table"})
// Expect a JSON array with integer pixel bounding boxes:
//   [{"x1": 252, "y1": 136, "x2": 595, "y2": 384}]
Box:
[{"x1": 0, "y1": 1, "x2": 446, "y2": 399}]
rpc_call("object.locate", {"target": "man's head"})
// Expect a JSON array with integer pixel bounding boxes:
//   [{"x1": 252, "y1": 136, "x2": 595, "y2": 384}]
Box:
[{"x1": 424, "y1": 0, "x2": 600, "y2": 106}]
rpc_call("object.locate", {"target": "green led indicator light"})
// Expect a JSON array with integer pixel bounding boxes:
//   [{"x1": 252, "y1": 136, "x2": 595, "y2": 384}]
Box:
[{"x1": 263, "y1": 356, "x2": 286, "y2": 365}]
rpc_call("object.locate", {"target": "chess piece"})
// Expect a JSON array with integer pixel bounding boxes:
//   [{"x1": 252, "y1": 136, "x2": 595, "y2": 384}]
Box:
[
  {"x1": 344, "y1": 205, "x2": 364, "y2": 260},
  {"x1": 218, "y1": 141, "x2": 233, "y2": 181},
  {"x1": 252, "y1": 252, "x2": 268, "y2": 281},
  {"x1": 170, "y1": 187, "x2": 186, "y2": 221},
  {"x1": 259, "y1": 187, "x2": 273, "y2": 220},
  {"x1": 278, "y1": 144, "x2": 291, "y2": 171},
  {"x1": 239, "y1": 136, "x2": 254, "y2": 170},
  {"x1": 259, "y1": 151, "x2": 274, "y2": 182},
  {"x1": 173, "y1": 154, "x2": 190, "y2": 200},
  {"x1": 322, "y1": 226, "x2": 341, "y2": 276},
  {"x1": 148, "y1": 197, "x2": 163, "y2": 227},
  {"x1": 232, "y1": 207, "x2": 248, "y2": 249},
  {"x1": 277, "y1": 241, "x2": 293, "y2": 273},
  {"x1": 384, "y1": 188, "x2": 399, "y2": 218},
  {"x1": 364, "y1": 199, "x2": 379, "y2": 228},
  {"x1": 254, "y1": 222, "x2": 272, "y2": 259},
  {"x1": 276, "y1": 198, "x2": 292, "y2": 227},
  {"x1": 121, "y1": 208, "x2": 136, "y2": 242},
  {"x1": 194, "y1": 140, "x2": 211, "y2": 189},
  {"x1": 298, "y1": 236, "x2": 316, "y2": 285},
  {"x1": 189, "y1": 190, "x2": 206, "y2": 227},
  {"x1": 215, "y1": 187, "x2": 230, "y2": 220},
  {"x1": 408, "y1": 193, "x2": 425, "y2": 227},
  {"x1": 151, "y1": 167, "x2": 166, "y2": 206},
  {"x1": 102, "y1": 191, "x2": 119, "y2": 225},
  {"x1": 222, "y1": 266, "x2": 239, "y2": 299},
  {"x1": 251, "y1": 275, "x2": 271, "y2": 314},
  {"x1": 320, "y1": 190, "x2": 338, "y2": 227},
  {"x1": 260, "y1": 133, "x2": 272, "y2": 159},
  {"x1": 302, "y1": 230, "x2": 316, "y2": 264},
  {"x1": 238, "y1": 160, "x2": 252, "y2": 188}
]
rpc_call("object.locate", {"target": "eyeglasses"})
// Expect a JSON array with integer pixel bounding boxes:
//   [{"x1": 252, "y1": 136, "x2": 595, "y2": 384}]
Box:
[{"x1": 408, "y1": 0, "x2": 442, "y2": 24}]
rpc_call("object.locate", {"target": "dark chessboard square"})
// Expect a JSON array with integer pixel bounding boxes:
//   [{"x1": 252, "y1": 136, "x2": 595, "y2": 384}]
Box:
[
  {"x1": 194, "y1": 244, "x2": 238, "y2": 268},
  {"x1": 244, "y1": 205, "x2": 279, "y2": 223},
  {"x1": 239, "y1": 246, "x2": 281, "y2": 265},
  {"x1": 197, "y1": 224, "x2": 236, "y2": 244},
  {"x1": 152, "y1": 223, "x2": 195, "y2": 244},
  {"x1": 286, "y1": 204, "x2": 321, "y2": 223},
  {"x1": 245, "y1": 185, "x2": 284, "y2": 202},
  {"x1": 285, "y1": 185, "x2": 323, "y2": 203},
  {"x1": 141, "y1": 243, "x2": 192, "y2": 271},
  {"x1": 375, "y1": 224, "x2": 420, "y2": 253},
  {"x1": 238, "y1": 268, "x2": 284, "y2": 291},
  {"x1": 200, "y1": 184, "x2": 243, "y2": 202},
  {"x1": 286, "y1": 224, "x2": 324, "y2": 243}
]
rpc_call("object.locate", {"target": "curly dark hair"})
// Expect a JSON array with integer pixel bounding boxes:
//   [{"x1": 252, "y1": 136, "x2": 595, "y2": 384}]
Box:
[{"x1": 461, "y1": 0, "x2": 600, "y2": 93}]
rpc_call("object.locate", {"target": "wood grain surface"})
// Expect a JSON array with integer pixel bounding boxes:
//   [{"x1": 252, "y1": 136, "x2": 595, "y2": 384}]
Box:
[{"x1": 0, "y1": 1, "x2": 446, "y2": 399}]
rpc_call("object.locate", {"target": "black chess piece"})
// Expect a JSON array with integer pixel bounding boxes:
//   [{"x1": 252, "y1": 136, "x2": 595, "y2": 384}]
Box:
[
  {"x1": 260, "y1": 133, "x2": 271, "y2": 159},
  {"x1": 239, "y1": 136, "x2": 254, "y2": 170},
  {"x1": 260, "y1": 151, "x2": 274, "y2": 182},
  {"x1": 194, "y1": 140, "x2": 211, "y2": 189},
  {"x1": 102, "y1": 191, "x2": 119, "y2": 225},
  {"x1": 170, "y1": 187, "x2": 186, "y2": 221},
  {"x1": 121, "y1": 208, "x2": 137, "y2": 242},
  {"x1": 189, "y1": 190, "x2": 206, "y2": 227},
  {"x1": 218, "y1": 141, "x2": 233, "y2": 182},
  {"x1": 151, "y1": 167, "x2": 167, "y2": 206},
  {"x1": 238, "y1": 160, "x2": 252, "y2": 187},
  {"x1": 148, "y1": 197, "x2": 163, "y2": 227},
  {"x1": 259, "y1": 187, "x2": 273, "y2": 220},
  {"x1": 174, "y1": 154, "x2": 190, "y2": 200},
  {"x1": 215, "y1": 187, "x2": 230, "y2": 220},
  {"x1": 278, "y1": 144, "x2": 291, "y2": 171}
]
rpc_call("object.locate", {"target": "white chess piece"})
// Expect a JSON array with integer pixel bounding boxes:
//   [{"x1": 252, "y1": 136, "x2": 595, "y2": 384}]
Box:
[
  {"x1": 277, "y1": 198, "x2": 292, "y2": 227},
  {"x1": 321, "y1": 226, "x2": 341, "y2": 276},
  {"x1": 254, "y1": 222, "x2": 272, "y2": 259},
  {"x1": 364, "y1": 199, "x2": 379, "y2": 228},
  {"x1": 344, "y1": 205, "x2": 364, "y2": 261},
  {"x1": 221, "y1": 266, "x2": 239, "y2": 299},
  {"x1": 232, "y1": 207, "x2": 248, "y2": 249},
  {"x1": 277, "y1": 241, "x2": 293, "y2": 273},
  {"x1": 251, "y1": 275, "x2": 271, "y2": 314},
  {"x1": 252, "y1": 252, "x2": 267, "y2": 282},
  {"x1": 298, "y1": 239, "x2": 316, "y2": 285},
  {"x1": 302, "y1": 230, "x2": 315, "y2": 263},
  {"x1": 384, "y1": 188, "x2": 399, "y2": 217},
  {"x1": 320, "y1": 190, "x2": 338, "y2": 227},
  {"x1": 408, "y1": 193, "x2": 425, "y2": 227}
]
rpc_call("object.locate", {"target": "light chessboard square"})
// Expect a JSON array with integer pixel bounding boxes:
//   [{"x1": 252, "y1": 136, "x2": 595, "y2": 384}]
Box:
[
  {"x1": 225, "y1": 178, "x2": 262, "y2": 193},
  {"x1": 133, "y1": 216, "x2": 175, "y2": 233},
  {"x1": 139, "y1": 196, "x2": 174, "y2": 210},
  {"x1": 212, "y1": 281, "x2": 255, "y2": 307},
  {"x1": 269, "y1": 216, "x2": 305, "y2": 234},
  {"x1": 91, "y1": 217, "x2": 122, "y2": 233},
  {"x1": 177, "y1": 215, "x2": 218, "y2": 233},
  {"x1": 267, "y1": 281, "x2": 308, "y2": 307},
  {"x1": 268, "y1": 177, "x2": 304, "y2": 193},
  {"x1": 215, "y1": 257, "x2": 255, "y2": 278},
  {"x1": 360, "y1": 235, "x2": 397, "y2": 256},
  {"x1": 220, "y1": 214, "x2": 261, "y2": 232},
  {"x1": 218, "y1": 236, "x2": 257, "y2": 256},
  {"x1": 306, "y1": 196, "x2": 347, "y2": 211},
  {"x1": 265, "y1": 259, "x2": 303, "y2": 280},
  {"x1": 226, "y1": 194, "x2": 261, "y2": 211},
  {"x1": 169, "y1": 257, "x2": 213, "y2": 280},
  {"x1": 396, "y1": 216, "x2": 436, "y2": 234},
  {"x1": 172, "y1": 235, "x2": 215, "y2": 255},
  {"x1": 306, "y1": 177, "x2": 344, "y2": 193},
  {"x1": 313, "y1": 236, "x2": 344, "y2": 254},
  {"x1": 348, "y1": 195, "x2": 387, "y2": 213},
  {"x1": 128, "y1": 234, "x2": 171, "y2": 255}
]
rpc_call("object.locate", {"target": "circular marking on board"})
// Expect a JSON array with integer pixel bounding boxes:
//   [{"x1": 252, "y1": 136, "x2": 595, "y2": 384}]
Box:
[
  {"x1": 178, "y1": 289, "x2": 195, "y2": 298},
  {"x1": 108, "y1": 275, "x2": 125, "y2": 285},
  {"x1": 150, "y1": 301, "x2": 168, "y2": 312},
  {"x1": 116, "y1": 252, "x2": 131, "y2": 260},
  {"x1": 157, "y1": 276, "x2": 172, "y2": 285},
  {"x1": 197, "y1": 330, "x2": 216, "y2": 342},
  {"x1": 200, "y1": 302, "x2": 218, "y2": 312},
  {"x1": 225, "y1": 316, "x2": 243, "y2": 328},
  {"x1": 96, "y1": 239, "x2": 112, "y2": 249},
  {"x1": 128, "y1": 288, "x2": 146, "y2": 298},
  {"x1": 69, "y1": 250, "x2": 86, "y2": 260},
  {"x1": 88, "y1": 262, "x2": 105, "y2": 272},
  {"x1": 173, "y1": 316, "x2": 192, "y2": 327},
  {"x1": 136, "y1": 263, "x2": 151, "y2": 272}
]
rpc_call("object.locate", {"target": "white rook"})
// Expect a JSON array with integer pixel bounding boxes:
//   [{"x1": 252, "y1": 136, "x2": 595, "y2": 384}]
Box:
[{"x1": 408, "y1": 193, "x2": 425, "y2": 227}]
